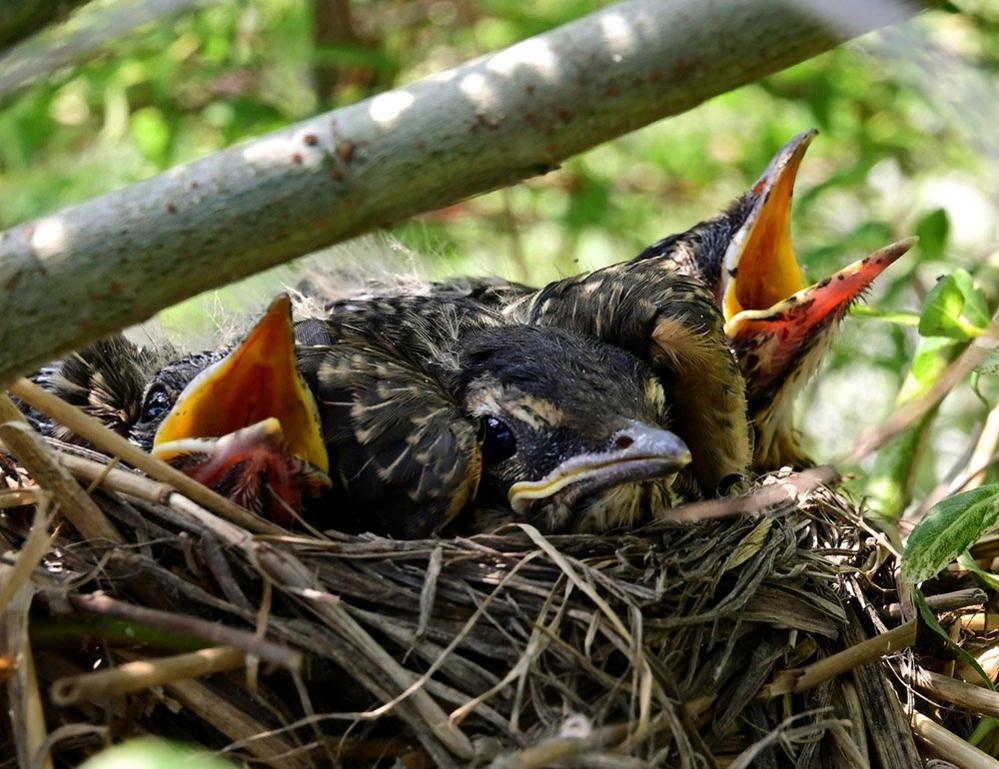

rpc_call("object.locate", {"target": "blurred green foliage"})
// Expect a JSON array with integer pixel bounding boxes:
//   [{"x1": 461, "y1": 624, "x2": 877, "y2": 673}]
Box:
[
  {"x1": 0, "y1": 0, "x2": 996, "y2": 514},
  {"x1": 80, "y1": 738, "x2": 236, "y2": 769}
]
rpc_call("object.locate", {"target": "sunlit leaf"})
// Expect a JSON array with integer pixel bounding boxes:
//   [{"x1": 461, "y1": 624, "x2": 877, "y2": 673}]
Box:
[
  {"x1": 81, "y1": 739, "x2": 236, "y2": 769},
  {"x1": 902, "y1": 484, "x2": 999, "y2": 583},
  {"x1": 918, "y1": 269, "x2": 988, "y2": 340},
  {"x1": 130, "y1": 106, "x2": 171, "y2": 163},
  {"x1": 957, "y1": 552, "x2": 999, "y2": 591}
]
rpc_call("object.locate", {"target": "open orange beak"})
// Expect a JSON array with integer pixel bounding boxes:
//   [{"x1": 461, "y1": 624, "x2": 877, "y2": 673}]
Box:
[
  {"x1": 720, "y1": 130, "x2": 814, "y2": 323},
  {"x1": 718, "y1": 131, "x2": 912, "y2": 395},
  {"x1": 152, "y1": 295, "x2": 330, "y2": 522},
  {"x1": 729, "y1": 239, "x2": 916, "y2": 396}
]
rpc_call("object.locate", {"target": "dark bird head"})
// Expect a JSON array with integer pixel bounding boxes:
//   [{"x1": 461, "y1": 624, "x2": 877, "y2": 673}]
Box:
[
  {"x1": 455, "y1": 325, "x2": 691, "y2": 533},
  {"x1": 637, "y1": 130, "x2": 912, "y2": 469},
  {"x1": 28, "y1": 336, "x2": 172, "y2": 442}
]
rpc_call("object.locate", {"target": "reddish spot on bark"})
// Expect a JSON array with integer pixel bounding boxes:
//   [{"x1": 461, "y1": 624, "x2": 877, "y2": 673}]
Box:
[
  {"x1": 166, "y1": 202, "x2": 177, "y2": 214},
  {"x1": 555, "y1": 107, "x2": 574, "y2": 123},
  {"x1": 605, "y1": 84, "x2": 621, "y2": 98},
  {"x1": 292, "y1": 152, "x2": 303, "y2": 164},
  {"x1": 336, "y1": 141, "x2": 355, "y2": 162},
  {"x1": 329, "y1": 167, "x2": 343, "y2": 181},
  {"x1": 109, "y1": 281, "x2": 122, "y2": 294},
  {"x1": 545, "y1": 142, "x2": 558, "y2": 157},
  {"x1": 650, "y1": 69, "x2": 663, "y2": 83},
  {"x1": 79, "y1": 319, "x2": 92, "y2": 332},
  {"x1": 672, "y1": 60, "x2": 691, "y2": 77},
  {"x1": 303, "y1": 134, "x2": 319, "y2": 146},
  {"x1": 524, "y1": 112, "x2": 537, "y2": 125},
  {"x1": 632, "y1": 77, "x2": 644, "y2": 87}
]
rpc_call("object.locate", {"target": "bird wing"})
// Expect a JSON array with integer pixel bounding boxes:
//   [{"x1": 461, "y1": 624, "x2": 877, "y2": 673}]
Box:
[
  {"x1": 298, "y1": 333, "x2": 481, "y2": 539},
  {"x1": 517, "y1": 261, "x2": 752, "y2": 495}
]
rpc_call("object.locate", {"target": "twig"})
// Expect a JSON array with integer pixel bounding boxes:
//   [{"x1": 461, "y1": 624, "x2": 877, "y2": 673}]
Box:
[
  {"x1": 0, "y1": 0, "x2": 90, "y2": 50},
  {"x1": 0, "y1": 392, "x2": 122, "y2": 543},
  {"x1": 51, "y1": 645, "x2": 246, "y2": 705},
  {"x1": 8, "y1": 378, "x2": 284, "y2": 536},
  {"x1": 844, "y1": 322, "x2": 999, "y2": 465},
  {"x1": 885, "y1": 589, "x2": 987, "y2": 620},
  {"x1": 0, "y1": 562, "x2": 53, "y2": 769},
  {"x1": 965, "y1": 404, "x2": 999, "y2": 492},
  {"x1": 916, "y1": 669, "x2": 999, "y2": 719},
  {"x1": 959, "y1": 614, "x2": 999, "y2": 633},
  {"x1": 656, "y1": 466, "x2": 840, "y2": 525},
  {"x1": 0, "y1": 0, "x2": 217, "y2": 100},
  {"x1": 63, "y1": 593, "x2": 301, "y2": 671},
  {"x1": 145, "y1": 485, "x2": 475, "y2": 760},
  {"x1": 0, "y1": 488, "x2": 40, "y2": 508},
  {"x1": 727, "y1": 711, "x2": 848, "y2": 769},
  {"x1": 146, "y1": 666, "x2": 311, "y2": 769},
  {"x1": 0, "y1": 502, "x2": 54, "y2": 614},
  {"x1": 488, "y1": 715, "x2": 678, "y2": 769},
  {"x1": 912, "y1": 712, "x2": 999, "y2": 769},
  {"x1": 760, "y1": 620, "x2": 916, "y2": 699},
  {"x1": 915, "y1": 404, "x2": 999, "y2": 519}
]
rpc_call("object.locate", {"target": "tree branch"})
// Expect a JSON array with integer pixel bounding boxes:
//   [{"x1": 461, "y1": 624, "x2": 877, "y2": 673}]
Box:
[
  {"x1": 0, "y1": 0, "x2": 90, "y2": 51},
  {"x1": 0, "y1": 0, "x2": 219, "y2": 101},
  {"x1": 0, "y1": 0, "x2": 938, "y2": 385}
]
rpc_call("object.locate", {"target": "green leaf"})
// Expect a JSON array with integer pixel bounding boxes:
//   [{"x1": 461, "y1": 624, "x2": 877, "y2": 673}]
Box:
[
  {"x1": 918, "y1": 269, "x2": 988, "y2": 340},
  {"x1": 914, "y1": 208, "x2": 949, "y2": 262},
  {"x1": 130, "y1": 107, "x2": 171, "y2": 164},
  {"x1": 81, "y1": 739, "x2": 236, "y2": 769},
  {"x1": 903, "y1": 484, "x2": 999, "y2": 583},
  {"x1": 958, "y1": 552, "x2": 999, "y2": 591}
]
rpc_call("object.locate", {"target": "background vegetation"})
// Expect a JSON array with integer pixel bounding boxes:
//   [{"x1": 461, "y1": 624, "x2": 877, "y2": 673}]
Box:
[{"x1": 0, "y1": 0, "x2": 996, "y2": 531}]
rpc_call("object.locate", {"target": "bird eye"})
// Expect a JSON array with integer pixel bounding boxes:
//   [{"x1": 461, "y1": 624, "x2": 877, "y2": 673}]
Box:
[
  {"x1": 480, "y1": 417, "x2": 517, "y2": 462},
  {"x1": 141, "y1": 385, "x2": 170, "y2": 422}
]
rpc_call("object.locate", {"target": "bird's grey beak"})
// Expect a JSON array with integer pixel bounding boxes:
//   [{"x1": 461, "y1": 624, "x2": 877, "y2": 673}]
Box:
[{"x1": 508, "y1": 421, "x2": 691, "y2": 513}]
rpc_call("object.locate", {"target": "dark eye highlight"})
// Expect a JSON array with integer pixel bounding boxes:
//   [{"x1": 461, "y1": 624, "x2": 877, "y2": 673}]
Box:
[
  {"x1": 480, "y1": 417, "x2": 516, "y2": 462},
  {"x1": 141, "y1": 385, "x2": 171, "y2": 422}
]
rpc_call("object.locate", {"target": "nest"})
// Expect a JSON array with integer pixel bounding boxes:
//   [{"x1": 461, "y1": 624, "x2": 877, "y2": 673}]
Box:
[{"x1": 0, "y1": 385, "x2": 993, "y2": 768}]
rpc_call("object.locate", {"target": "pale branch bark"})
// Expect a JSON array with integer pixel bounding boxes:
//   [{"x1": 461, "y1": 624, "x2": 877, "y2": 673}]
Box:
[
  {"x1": 0, "y1": 0, "x2": 221, "y2": 101},
  {"x1": 0, "y1": 0, "x2": 90, "y2": 51},
  {"x1": 0, "y1": 0, "x2": 938, "y2": 386}
]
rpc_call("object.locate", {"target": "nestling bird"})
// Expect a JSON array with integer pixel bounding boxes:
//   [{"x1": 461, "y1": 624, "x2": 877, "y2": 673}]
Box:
[
  {"x1": 45, "y1": 295, "x2": 693, "y2": 536},
  {"x1": 459, "y1": 131, "x2": 912, "y2": 472},
  {"x1": 624, "y1": 130, "x2": 914, "y2": 470}
]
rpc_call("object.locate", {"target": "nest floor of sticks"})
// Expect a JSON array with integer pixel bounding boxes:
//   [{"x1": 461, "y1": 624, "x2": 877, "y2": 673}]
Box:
[{"x1": 2, "y1": 409, "x2": 998, "y2": 769}]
